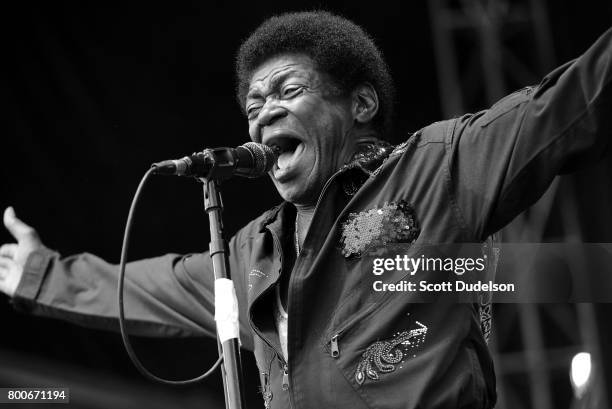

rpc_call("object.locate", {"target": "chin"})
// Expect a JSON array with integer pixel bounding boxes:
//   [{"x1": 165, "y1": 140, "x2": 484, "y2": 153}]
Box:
[
  {"x1": 278, "y1": 188, "x2": 306, "y2": 204},
  {"x1": 275, "y1": 183, "x2": 314, "y2": 205}
]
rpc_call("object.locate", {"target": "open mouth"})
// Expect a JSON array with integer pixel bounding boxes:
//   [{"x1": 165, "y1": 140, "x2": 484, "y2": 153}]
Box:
[
  {"x1": 263, "y1": 133, "x2": 305, "y2": 178},
  {"x1": 272, "y1": 138, "x2": 301, "y2": 168}
]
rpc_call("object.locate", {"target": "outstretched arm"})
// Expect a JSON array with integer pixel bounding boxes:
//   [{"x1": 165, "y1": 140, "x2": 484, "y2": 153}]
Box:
[
  {"x1": 449, "y1": 27, "x2": 612, "y2": 240},
  {"x1": 0, "y1": 207, "x2": 254, "y2": 350}
]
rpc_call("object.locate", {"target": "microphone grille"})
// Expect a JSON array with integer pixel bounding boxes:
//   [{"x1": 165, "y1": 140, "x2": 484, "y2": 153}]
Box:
[{"x1": 241, "y1": 142, "x2": 278, "y2": 178}]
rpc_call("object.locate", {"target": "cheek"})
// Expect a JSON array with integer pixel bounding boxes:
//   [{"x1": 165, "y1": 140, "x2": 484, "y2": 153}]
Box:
[
  {"x1": 306, "y1": 107, "x2": 348, "y2": 138},
  {"x1": 247, "y1": 122, "x2": 259, "y2": 142},
  {"x1": 296, "y1": 99, "x2": 322, "y2": 124}
]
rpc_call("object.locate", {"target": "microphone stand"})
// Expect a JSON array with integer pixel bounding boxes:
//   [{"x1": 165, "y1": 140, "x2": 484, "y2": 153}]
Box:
[{"x1": 202, "y1": 176, "x2": 246, "y2": 409}]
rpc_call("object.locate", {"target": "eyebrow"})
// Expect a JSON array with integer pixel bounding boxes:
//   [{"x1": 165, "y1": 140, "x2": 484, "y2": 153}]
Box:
[{"x1": 246, "y1": 69, "x2": 303, "y2": 102}]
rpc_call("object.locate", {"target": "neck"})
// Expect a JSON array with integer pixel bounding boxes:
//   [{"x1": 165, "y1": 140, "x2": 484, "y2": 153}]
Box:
[
  {"x1": 295, "y1": 204, "x2": 315, "y2": 227},
  {"x1": 354, "y1": 129, "x2": 381, "y2": 146}
]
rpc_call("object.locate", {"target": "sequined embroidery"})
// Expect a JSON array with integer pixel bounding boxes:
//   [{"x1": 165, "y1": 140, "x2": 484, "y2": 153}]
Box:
[
  {"x1": 340, "y1": 141, "x2": 393, "y2": 196},
  {"x1": 390, "y1": 140, "x2": 410, "y2": 156},
  {"x1": 479, "y1": 301, "x2": 493, "y2": 344},
  {"x1": 248, "y1": 269, "x2": 268, "y2": 291},
  {"x1": 479, "y1": 235, "x2": 500, "y2": 343},
  {"x1": 390, "y1": 131, "x2": 419, "y2": 157},
  {"x1": 355, "y1": 321, "x2": 428, "y2": 385},
  {"x1": 340, "y1": 201, "x2": 420, "y2": 258},
  {"x1": 340, "y1": 140, "x2": 394, "y2": 173},
  {"x1": 259, "y1": 374, "x2": 273, "y2": 408}
]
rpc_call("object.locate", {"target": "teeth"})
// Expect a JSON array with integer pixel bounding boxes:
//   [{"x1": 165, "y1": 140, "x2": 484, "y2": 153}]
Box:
[{"x1": 266, "y1": 138, "x2": 300, "y2": 157}]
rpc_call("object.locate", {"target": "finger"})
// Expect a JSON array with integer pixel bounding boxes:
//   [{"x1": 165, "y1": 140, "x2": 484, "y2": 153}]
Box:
[
  {"x1": 0, "y1": 256, "x2": 18, "y2": 296},
  {"x1": 0, "y1": 244, "x2": 17, "y2": 259},
  {"x1": 0, "y1": 256, "x2": 13, "y2": 274},
  {"x1": 3, "y1": 207, "x2": 38, "y2": 242},
  {"x1": 0, "y1": 267, "x2": 9, "y2": 294}
]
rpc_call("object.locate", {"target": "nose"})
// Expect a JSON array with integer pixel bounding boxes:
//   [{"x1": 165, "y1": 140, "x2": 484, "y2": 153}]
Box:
[
  {"x1": 249, "y1": 100, "x2": 288, "y2": 142},
  {"x1": 258, "y1": 102, "x2": 288, "y2": 128}
]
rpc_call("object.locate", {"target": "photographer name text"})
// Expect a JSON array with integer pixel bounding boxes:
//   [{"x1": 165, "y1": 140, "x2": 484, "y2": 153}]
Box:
[{"x1": 371, "y1": 255, "x2": 515, "y2": 293}]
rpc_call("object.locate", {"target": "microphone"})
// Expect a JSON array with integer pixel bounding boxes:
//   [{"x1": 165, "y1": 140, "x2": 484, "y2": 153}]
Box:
[{"x1": 151, "y1": 142, "x2": 278, "y2": 179}]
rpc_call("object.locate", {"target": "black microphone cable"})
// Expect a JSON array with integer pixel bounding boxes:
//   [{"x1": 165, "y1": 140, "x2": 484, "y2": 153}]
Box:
[{"x1": 117, "y1": 168, "x2": 222, "y2": 384}]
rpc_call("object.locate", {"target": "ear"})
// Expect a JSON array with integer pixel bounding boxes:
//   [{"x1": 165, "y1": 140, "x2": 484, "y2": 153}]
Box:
[{"x1": 352, "y1": 83, "x2": 379, "y2": 125}]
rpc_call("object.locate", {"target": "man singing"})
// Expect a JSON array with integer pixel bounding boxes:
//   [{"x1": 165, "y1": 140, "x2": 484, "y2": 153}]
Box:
[{"x1": 1, "y1": 11, "x2": 611, "y2": 409}]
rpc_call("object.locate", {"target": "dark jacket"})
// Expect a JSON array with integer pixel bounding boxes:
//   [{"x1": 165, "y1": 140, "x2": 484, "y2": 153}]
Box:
[{"x1": 13, "y1": 28, "x2": 612, "y2": 409}]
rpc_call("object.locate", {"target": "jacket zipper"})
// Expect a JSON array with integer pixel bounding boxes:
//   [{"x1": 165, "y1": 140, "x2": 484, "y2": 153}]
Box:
[
  {"x1": 330, "y1": 334, "x2": 340, "y2": 358},
  {"x1": 267, "y1": 228, "x2": 295, "y2": 408},
  {"x1": 261, "y1": 350, "x2": 277, "y2": 409},
  {"x1": 277, "y1": 170, "x2": 345, "y2": 395},
  {"x1": 249, "y1": 285, "x2": 286, "y2": 362},
  {"x1": 262, "y1": 372, "x2": 272, "y2": 409},
  {"x1": 254, "y1": 169, "x2": 347, "y2": 404},
  {"x1": 247, "y1": 230, "x2": 289, "y2": 400},
  {"x1": 282, "y1": 363, "x2": 290, "y2": 390},
  {"x1": 314, "y1": 167, "x2": 385, "y2": 360},
  {"x1": 326, "y1": 293, "x2": 397, "y2": 359},
  {"x1": 249, "y1": 295, "x2": 292, "y2": 407},
  {"x1": 280, "y1": 167, "x2": 357, "y2": 362},
  {"x1": 313, "y1": 169, "x2": 344, "y2": 211}
]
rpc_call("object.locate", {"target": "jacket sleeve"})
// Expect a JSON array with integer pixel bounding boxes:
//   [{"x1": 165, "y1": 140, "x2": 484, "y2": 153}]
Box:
[
  {"x1": 11, "y1": 234, "x2": 255, "y2": 351},
  {"x1": 448, "y1": 27, "x2": 612, "y2": 240}
]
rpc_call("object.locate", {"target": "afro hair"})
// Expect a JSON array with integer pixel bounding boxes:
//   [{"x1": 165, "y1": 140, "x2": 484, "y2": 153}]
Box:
[{"x1": 236, "y1": 11, "x2": 395, "y2": 137}]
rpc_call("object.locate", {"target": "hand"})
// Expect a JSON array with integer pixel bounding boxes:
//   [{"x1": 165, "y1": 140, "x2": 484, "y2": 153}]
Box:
[{"x1": 0, "y1": 207, "x2": 44, "y2": 297}]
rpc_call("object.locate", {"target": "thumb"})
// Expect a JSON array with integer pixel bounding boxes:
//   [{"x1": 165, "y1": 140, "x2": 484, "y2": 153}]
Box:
[{"x1": 3, "y1": 207, "x2": 38, "y2": 243}]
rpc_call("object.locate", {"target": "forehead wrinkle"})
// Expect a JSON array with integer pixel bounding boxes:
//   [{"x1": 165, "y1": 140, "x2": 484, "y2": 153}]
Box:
[{"x1": 247, "y1": 63, "x2": 304, "y2": 100}]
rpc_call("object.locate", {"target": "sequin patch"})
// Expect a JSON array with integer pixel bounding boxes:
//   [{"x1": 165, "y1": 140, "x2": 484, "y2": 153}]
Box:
[
  {"x1": 341, "y1": 141, "x2": 394, "y2": 172},
  {"x1": 340, "y1": 141, "x2": 393, "y2": 197},
  {"x1": 340, "y1": 201, "x2": 420, "y2": 258},
  {"x1": 355, "y1": 321, "x2": 428, "y2": 385},
  {"x1": 390, "y1": 139, "x2": 410, "y2": 156}
]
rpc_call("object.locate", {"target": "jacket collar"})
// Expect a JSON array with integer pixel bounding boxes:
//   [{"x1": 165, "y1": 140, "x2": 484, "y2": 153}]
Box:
[{"x1": 338, "y1": 139, "x2": 394, "y2": 174}]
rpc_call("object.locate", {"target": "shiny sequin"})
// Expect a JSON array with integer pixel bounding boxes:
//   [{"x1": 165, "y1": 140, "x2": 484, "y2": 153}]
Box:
[
  {"x1": 259, "y1": 372, "x2": 273, "y2": 408},
  {"x1": 248, "y1": 269, "x2": 268, "y2": 291},
  {"x1": 355, "y1": 321, "x2": 428, "y2": 385},
  {"x1": 479, "y1": 235, "x2": 500, "y2": 343},
  {"x1": 340, "y1": 201, "x2": 420, "y2": 258},
  {"x1": 390, "y1": 140, "x2": 410, "y2": 156},
  {"x1": 340, "y1": 141, "x2": 393, "y2": 196},
  {"x1": 342, "y1": 141, "x2": 394, "y2": 171},
  {"x1": 390, "y1": 131, "x2": 419, "y2": 157},
  {"x1": 479, "y1": 302, "x2": 492, "y2": 344}
]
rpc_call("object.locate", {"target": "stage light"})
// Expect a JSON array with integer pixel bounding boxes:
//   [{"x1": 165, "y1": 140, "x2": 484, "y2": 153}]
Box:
[{"x1": 570, "y1": 352, "x2": 591, "y2": 398}]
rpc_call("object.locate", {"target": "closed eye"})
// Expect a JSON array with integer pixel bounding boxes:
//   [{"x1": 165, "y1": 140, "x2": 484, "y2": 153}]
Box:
[
  {"x1": 281, "y1": 85, "x2": 305, "y2": 98},
  {"x1": 246, "y1": 85, "x2": 305, "y2": 120},
  {"x1": 247, "y1": 105, "x2": 262, "y2": 120}
]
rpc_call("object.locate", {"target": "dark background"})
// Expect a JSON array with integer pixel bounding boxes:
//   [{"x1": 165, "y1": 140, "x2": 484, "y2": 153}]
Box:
[{"x1": 2, "y1": 1, "x2": 612, "y2": 408}]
